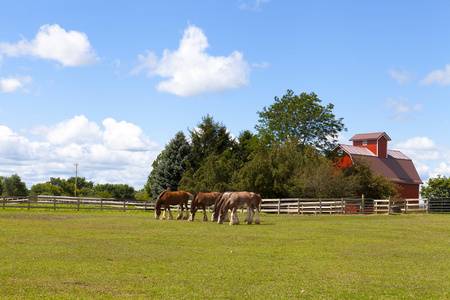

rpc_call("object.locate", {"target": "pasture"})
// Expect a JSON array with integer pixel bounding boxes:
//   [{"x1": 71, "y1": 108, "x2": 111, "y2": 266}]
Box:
[{"x1": 0, "y1": 210, "x2": 448, "y2": 299}]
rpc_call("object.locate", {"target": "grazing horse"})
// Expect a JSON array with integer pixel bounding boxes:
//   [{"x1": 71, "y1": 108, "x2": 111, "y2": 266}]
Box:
[
  {"x1": 189, "y1": 192, "x2": 220, "y2": 222},
  {"x1": 211, "y1": 192, "x2": 233, "y2": 223},
  {"x1": 218, "y1": 191, "x2": 261, "y2": 225},
  {"x1": 155, "y1": 190, "x2": 193, "y2": 220}
]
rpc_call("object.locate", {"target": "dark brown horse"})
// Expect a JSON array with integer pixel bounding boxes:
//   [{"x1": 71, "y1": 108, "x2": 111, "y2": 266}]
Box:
[
  {"x1": 155, "y1": 190, "x2": 193, "y2": 220},
  {"x1": 218, "y1": 191, "x2": 261, "y2": 225},
  {"x1": 188, "y1": 192, "x2": 221, "y2": 222}
]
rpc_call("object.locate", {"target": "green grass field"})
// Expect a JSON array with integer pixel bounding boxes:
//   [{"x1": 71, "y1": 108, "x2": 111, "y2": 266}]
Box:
[{"x1": 0, "y1": 209, "x2": 448, "y2": 299}]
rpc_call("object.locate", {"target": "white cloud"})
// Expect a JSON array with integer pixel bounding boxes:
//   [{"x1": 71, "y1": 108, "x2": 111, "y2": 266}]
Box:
[
  {"x1": 420, "y1": 64, "x2": 450, "y2": 86},
  {"x1": 388, "y1": 69, "x2": 414, "y2": 85},
  {"x1": 102, "y1": 118, "x2": 158, "y2": 150},
  {"x1": 0, "y1": 24, "x2": 99, "y2": 67},
  {"x1": 252, "y1": 61, "x2": 269, "y2": 68},
  {"x1": 239, "y1": 0, "x2": 270, "y2": 10},
  {"x1": 133, "y1": 25, "x2": 250, "y2": 97},
  {"x1": 390, "y1": 136, "x2": 450, "y2": 185},
  {"x1": 43, "y1": 115, "x2": 103, "y2": 146},
  {"x1": 0, "y1": 76, "x2": 32, "y2": 92},
  {"x1": 394, "y1": 136, "x2": 437, "y2": 150},
  {"x1": 384, "y1": 97, "x2": 410, "y2": 113},
  {"x1": 0, "y1": 116, "x2": 160, "y2": 189},
  {"x1": 383, "y1": 97, "x2": 423, "y2": 121}
]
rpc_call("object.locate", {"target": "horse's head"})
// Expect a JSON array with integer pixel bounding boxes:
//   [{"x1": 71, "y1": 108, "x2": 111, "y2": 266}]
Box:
[
  {"x1": 154, "y1": 200, "x2": 161, "y2": 219},
  {"x1": 190, "y1": 193, "x2": 198, "y2": 214},
  {"x1": 154, "y1": 191, "x2": 165, "y2": 219}
]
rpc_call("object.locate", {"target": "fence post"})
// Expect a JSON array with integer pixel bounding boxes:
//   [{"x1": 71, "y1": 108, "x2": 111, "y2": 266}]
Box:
[
  {"x1": 426, "y1": 198, "x2": 429, "y2": 214},
  {"x1": 28, "y1": 196, "x2": 31, "y2": 210},
  {"x1": 404, "y1": 199, "x2": 408, "y2": 214},
  {"x1": 388, "y1": 196, "x2": 391, "y2": 215},
  {"x1": 101, "y1": 198, "x2": 103, "y2": 211},
  {"x1": 362, "y1": 194, "x2": 365, "y2": 214},
  {"x1": 53, "y1": 198, "x2": 56, "y2": 210},
  {"x1": 297, "y1": 199, "x2": 300, "y2": 214},
  {"x1": 319, "y1": 198, "x2": 322, "y2": 214},
  {"x1": 77, "y1": 198, "x2": 80, "y2": 211},
  {"x1": 341, "y1": 198, "x2": 344, "y2": 214},
  {"x1": 277, "y1": 199, "x2": 281, "y2": 214},
  {"x1": 123, "y1": 199, "x2": 126, "y2": 212},
  {"x1": 2, "y1": 196, "x2": 5, "y2": 209}
]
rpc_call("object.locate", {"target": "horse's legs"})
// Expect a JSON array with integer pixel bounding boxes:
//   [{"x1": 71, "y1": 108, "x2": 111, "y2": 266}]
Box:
[
  {"x1": 168, "y1": 206, "x2": 174, "y2": 220},
  {"x1": 183, "y1": 202, "x2": 190, "y2": 220},
  {"x1": 162, "y1": 207, "x2": 167, "y2": 220},
  {"x1": 202, "y1": 205, "x2": 208, "y2": 222},
  {"x1": 176, "y1": 204, "x2": 183, "y2": 220},
  {"x1": 246, "y1": 207, "x2": 255, "y2": 225},
  {"x1": 244, "y1": 207, "x2": 251, "y2": 223},
  {"x1": 229, "y1": 208, "x2": 239, "y2": 226},
  {"x1": 255, "y1": 204, "x2": 260, "y2": 225}
]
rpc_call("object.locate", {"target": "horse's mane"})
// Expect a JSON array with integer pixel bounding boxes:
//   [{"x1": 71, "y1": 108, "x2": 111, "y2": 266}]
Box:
[{"x1": 155, "y1": 190, "x2": 169, "y2": 206}]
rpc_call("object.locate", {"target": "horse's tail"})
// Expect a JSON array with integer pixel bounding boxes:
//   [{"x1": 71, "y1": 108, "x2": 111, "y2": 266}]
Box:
[{"x1": 252, "y1": 192, "x2": 262, "y2": 212}]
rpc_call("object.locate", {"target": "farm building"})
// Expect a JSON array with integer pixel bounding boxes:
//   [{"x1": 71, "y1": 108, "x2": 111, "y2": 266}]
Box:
[{"x1": 334, "y1": 132, "x2": 422, "y2": 199}]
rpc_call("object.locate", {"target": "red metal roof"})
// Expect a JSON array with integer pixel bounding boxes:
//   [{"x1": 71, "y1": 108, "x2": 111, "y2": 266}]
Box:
[
  {"x1": 337, "y1": 144, "x2": 422, "y2": 185},
  {"x1": 350, "y1": 154, "x2": 423, "y2": 184},
  {"x1": 339, "y1": 144, "x2": 376, "y2": 156},
  {"x1": 350, "y1": 132, "x2": 391, "y2": 142}
]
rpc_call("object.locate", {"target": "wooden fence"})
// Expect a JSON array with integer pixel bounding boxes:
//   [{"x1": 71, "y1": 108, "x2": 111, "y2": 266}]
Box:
[
  {"x1": 1, "y1": 195, "x2": 155, "y2": 212},
  {"x1": 1, "y1": 195, "x2": 434, "y2": 214}
]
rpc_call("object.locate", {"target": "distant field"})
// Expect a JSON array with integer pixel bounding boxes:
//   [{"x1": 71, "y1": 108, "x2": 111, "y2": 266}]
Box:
[{"x1": 0, "y1": 209, "x2": 448, "y2": 299}]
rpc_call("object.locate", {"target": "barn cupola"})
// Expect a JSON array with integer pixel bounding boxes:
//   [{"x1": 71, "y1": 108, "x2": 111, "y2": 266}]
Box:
[{"x1": 349, "y1": 132, "x2": 391, "y2": 159}]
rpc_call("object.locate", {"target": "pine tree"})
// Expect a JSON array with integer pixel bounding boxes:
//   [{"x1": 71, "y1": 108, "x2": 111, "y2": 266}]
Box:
[
  {"x1": 189, "y1": 115, "x2": 235, "y2": 171},
  {"x1": 146, "y1": 132, "x2": 191, "y2": 199}
]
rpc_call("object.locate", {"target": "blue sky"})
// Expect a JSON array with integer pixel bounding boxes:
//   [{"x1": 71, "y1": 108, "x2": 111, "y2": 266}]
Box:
[{"x1": 0, "y1": 0, "x2": 449, "y2": 190}]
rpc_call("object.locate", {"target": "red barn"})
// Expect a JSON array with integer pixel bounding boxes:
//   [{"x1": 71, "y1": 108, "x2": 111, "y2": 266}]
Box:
[{"x1": 334, "y1": 132, "x2": 422, "y2": 199}]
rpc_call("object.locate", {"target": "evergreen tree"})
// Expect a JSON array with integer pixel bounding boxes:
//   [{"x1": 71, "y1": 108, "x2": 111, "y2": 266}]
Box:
[
  {"x1": 146, "y1": 131, "x2": 191, "y2": 199},
  {"x1": 189, "y1": 115, "x2": 235, "y2": 171}
]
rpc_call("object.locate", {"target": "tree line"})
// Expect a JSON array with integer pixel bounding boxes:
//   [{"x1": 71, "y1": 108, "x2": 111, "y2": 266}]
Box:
[
  {"x1": 1, "y1": 174, "x2": 143, "y2": 200},
  {"x1": 145, "y1": 90, "x2": 400, "y2": 200}
]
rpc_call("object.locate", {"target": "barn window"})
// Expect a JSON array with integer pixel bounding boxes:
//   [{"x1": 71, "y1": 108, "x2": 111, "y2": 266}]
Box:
[{"x1": 363, "y1": 140, "x2": 367, "y2": 146}]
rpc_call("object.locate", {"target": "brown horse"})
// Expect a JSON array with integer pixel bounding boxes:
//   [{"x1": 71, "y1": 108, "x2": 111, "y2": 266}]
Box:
[
  {"x1": 218, "y1": 191, "x2": 261, "y2": 225},
  {"x1": 188, "y1": 192, "x2": 220, "y2": 222},
  {"x1": 211, "y1": 192, "x2": 233, "y2": 223},
  {"x1": 155, "y1": 190, "x2": 193, "y2": 220}
]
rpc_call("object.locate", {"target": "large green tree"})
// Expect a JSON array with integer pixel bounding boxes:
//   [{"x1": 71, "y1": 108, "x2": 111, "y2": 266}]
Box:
[
  {"x1": 420, "y1": 175, "x2": 450, "y2": 198},
  {"x1": 2, "y1": 174, "x2": 28, "y2": 196},
  {"x1": 189, "y1": 115, "x2": 235, "y2": 171},
  {"x1": 255, "y1": 90, "x2": 346, "y2": 153},
  {"x1": 146, "y1": 131, "x2": 191, "y2": 199},
  {"x1": 233, "y1": 141, "x2": 350, "y2": 198},
  {"x1": 30, "y1": 177, "x2": 93, "y2": 197},
  {"x1": 91, "y1": 183, "x2": 136, "y2": 199}
]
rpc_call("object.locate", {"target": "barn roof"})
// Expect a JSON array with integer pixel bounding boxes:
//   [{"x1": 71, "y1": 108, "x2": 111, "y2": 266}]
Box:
[
  {"x1": 350, "y1": 132, "x2": 391, "y2": 141},
  {"x1": 337, "y1": 144, "x2": 422, "y2": 185}
]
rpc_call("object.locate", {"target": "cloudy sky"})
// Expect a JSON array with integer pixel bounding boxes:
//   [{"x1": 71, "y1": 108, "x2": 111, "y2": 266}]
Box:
[{"x1": 0, "y1": 0, "x2": 449, "y2": 190}]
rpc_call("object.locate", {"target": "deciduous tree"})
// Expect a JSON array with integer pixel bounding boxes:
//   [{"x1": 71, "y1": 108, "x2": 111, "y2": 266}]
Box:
[
  {"x1": 420, "y1": 175, "x2": 450, "y2": 198},
  {"x1": 255, "y1": 90, "x2": 346, "y2": 153}
]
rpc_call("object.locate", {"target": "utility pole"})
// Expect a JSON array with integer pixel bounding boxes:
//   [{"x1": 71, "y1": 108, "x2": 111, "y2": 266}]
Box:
[{"x1": 74, "y1": 163, "x2": 79, "y2": 197}]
